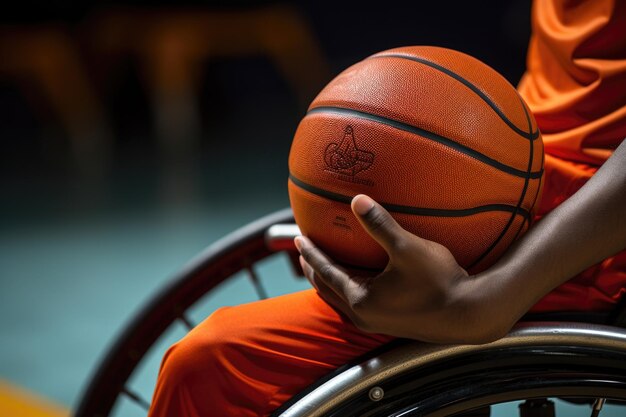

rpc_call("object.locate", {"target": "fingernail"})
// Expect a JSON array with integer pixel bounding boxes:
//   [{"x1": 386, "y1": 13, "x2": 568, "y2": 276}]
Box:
[
  {"x1": 352, "y1": 194, "x2": 374, "y2": 216},
  {"x1": 294, "y1": 236, "x2": 304, "y2": 252}
]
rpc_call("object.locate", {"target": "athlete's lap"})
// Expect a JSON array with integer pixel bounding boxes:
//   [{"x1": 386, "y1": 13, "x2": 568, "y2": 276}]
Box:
[{"x1": 148, "y1": 289, "x2": 395, "y2": 417}]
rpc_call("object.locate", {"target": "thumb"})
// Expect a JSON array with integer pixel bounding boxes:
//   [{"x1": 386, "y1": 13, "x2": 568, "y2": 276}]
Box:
[{"x1": 351, "y1": 194, "x2": 406, "y2": 255}]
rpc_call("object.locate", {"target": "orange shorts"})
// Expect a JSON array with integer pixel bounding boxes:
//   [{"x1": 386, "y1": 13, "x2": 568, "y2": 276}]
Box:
[
  {"x1": 148, "y1": 0, "x2": 626, "y2": 415},
  {"x1": 149, "y1": 289, "x2": 394, "y2": 417}
]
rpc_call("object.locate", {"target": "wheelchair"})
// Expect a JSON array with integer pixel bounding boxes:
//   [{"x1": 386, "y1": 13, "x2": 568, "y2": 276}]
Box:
[{"x1": 74, "y1": 208, "x2": 626, "y2": 417}]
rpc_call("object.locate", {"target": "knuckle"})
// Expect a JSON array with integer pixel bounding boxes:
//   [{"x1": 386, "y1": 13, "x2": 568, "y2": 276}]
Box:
[
  {"x1": 389, "y1": 233, "x2": 410, "y2": 255},
  {"x1": 349, "y1": 294, "x2": 374, "y2": 318},
  {"x1": 318, "y1": 264, "x2": 335, "y2": 279},
  {"x1": 365, "y1": 208, "x2": 391, "y2": 233}
]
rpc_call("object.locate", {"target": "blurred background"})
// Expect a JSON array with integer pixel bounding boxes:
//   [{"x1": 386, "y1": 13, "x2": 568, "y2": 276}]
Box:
[{"x1": 0, "y1": 0, "x2": 539, "y2": 415}]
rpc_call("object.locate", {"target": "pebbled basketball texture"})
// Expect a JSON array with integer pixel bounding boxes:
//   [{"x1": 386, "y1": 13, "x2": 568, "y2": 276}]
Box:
[{"x1": 288, "y1": 46, "x2": 544, "y2": 272}]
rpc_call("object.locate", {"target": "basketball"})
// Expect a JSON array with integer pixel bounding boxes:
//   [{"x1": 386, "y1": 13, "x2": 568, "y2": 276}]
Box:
[{"x1": 288, "y1": 46, "x2": 544, "y2": 272}]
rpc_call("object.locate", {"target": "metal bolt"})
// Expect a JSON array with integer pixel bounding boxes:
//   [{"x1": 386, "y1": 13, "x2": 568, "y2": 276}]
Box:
[{"x1": 368, "y1": 386, "x2": 384, "y2": 402}]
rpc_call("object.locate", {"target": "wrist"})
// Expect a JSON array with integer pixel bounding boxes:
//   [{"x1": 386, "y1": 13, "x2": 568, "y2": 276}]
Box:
[{"x1": 450, "y1": 271, "x2": 514, "y2": 344}]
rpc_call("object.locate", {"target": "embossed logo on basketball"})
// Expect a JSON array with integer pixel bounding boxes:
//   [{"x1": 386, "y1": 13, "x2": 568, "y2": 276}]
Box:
[{"x1": 324, "y1": 126, "x2": 375, "y2": 186}]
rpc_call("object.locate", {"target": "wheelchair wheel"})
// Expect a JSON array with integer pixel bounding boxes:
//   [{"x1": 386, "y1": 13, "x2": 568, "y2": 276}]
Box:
[
  {"x1": 75, "y1": 208, "x2": 301, "y2": 417},
  {"x1": 76, "y1": 208, "x2": 626, "y2": 417},
  {"x1": 273, "y1": 322, "x2": 626, "y2": 417}
]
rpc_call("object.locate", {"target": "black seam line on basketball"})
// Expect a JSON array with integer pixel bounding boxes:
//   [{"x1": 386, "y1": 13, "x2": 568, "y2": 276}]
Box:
[
  {"x1": 512, "y1": 147, "x2": 545, "y2": 244},
  {"x1": 289, "y1": 174, "x2": 530, "y2": 219},
  {"x1": 512, "y1": 172, "x2": 543, "y2": 244},
  {"x1": 514, "y1": 97, "x2": 536, "y2": 235},
  {"x1": 369, "y1": 53, "x2": 539, "y2": 141},
  {"x1": 468, "y1": 94, "x2": 535, "y2": 269},
  {"x1": 307, "y1": 106, "x2": 543, "y2": 179}
]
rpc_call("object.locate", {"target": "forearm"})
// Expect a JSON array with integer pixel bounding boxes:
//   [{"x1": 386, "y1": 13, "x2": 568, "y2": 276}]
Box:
[{"x1": 473, "y1": 140, "x2": 626, "y2": 334}]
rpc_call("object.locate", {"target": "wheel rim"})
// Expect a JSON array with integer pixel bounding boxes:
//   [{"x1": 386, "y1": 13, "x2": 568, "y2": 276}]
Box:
[{"x1": 275, "y1": 323, "x2": 626, "y2": 417}]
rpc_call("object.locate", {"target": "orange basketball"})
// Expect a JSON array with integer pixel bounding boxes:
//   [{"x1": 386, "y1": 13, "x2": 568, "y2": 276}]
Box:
[{"x1": 288, "y1": 46, "x2": 544, "y2": 272}]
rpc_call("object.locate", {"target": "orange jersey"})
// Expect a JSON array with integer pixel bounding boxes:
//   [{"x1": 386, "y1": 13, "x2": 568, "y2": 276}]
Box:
[{"x1": 519, "y1": 0, "x2": 626, "y2": 312}]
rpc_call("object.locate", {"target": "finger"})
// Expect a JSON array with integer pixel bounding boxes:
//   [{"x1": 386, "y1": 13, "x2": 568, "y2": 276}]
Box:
[
  {"x1": 294, "y1": 236, "x2": 353, "y2": 300},
  {"x1": 351, "y1": 194, "x2": 409, "y2": 255},
  {"x1": 300, "y1": 256, "x2": 364, "y2": 324},
  {"x1": 300, "y1": 255, "x2": 345, "y2": 304}
]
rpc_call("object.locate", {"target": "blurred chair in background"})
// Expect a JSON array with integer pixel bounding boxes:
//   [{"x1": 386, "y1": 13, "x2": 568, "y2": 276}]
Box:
[
  {"x1": 1, "y1": 4, "x2": 330, "y2": 206},
  {"x1": 0, "y1": 24, "x2": 113, "y2": 177},
  {"x1": 89, "y1": 4, "x2": 330, "y2": 161},
  {"x1": 81, "y1": 4, "x2": 330, "y2": 206}
]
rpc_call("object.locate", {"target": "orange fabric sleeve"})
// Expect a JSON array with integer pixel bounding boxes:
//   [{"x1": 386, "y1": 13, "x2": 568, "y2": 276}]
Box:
[
  {"x1": 518, "y1": 0, "x2": 626, "y2": 312},
  {"x1": 518, "y1": 0, "x2": 626, "y2": 167}
]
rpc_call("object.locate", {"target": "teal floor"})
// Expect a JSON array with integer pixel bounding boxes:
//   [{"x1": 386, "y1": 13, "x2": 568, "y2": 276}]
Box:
[
  {"x1": 0, "y1": 186, "x2": 293, "y2": 409},
  {"x1": 0, "y1": 90, "x2": 300, "y2": 410}
]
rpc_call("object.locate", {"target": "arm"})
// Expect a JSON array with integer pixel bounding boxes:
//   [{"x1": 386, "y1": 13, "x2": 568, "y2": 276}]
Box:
[
  {"x1": 296, "y1": 139, "x2": 626, "y2": 344},
  {"x1": 473, "y1": 139, "x2": 626, "y2": 334}
]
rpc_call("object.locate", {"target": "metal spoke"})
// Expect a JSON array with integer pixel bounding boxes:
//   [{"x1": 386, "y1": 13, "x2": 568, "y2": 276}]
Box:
[
  {"x1": 247, "y1": 265, "x2": 268, "y2": 300},
  {"x1": 121, "y1": 387, "x2": 150, "y2": 411},
  {"x1": 178, "y1": 313, "x2": 195, "y2": 331},
  {"x1": 590, "y1": 398, "x2": 606, "y2": 417}
]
